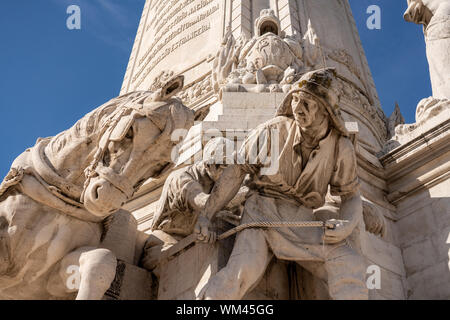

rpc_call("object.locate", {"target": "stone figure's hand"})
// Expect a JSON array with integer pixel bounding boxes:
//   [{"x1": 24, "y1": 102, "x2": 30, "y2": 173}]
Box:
[
  {"x1": 194, "y1": 216, "x2": 217, "y2": 244},
  {"x1": 323, "y1": 219, "x2": 352, "y2": 244}
]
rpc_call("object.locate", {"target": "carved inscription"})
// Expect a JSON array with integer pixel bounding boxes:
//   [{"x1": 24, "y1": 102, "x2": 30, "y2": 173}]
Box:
[{"x1": 132, "y1": 0, "x2": 220, "y2": 89}]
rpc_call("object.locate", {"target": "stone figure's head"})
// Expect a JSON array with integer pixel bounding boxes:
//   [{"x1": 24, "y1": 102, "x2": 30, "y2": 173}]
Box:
[
  {"x1": 277, "y1": 68, "x2": 348, "y2": 136},
  {"x1": 83, "y1": 76, "x2": 195, "y2": 217},
  {"x1": 404, "y1": 0, "x2": 435, "y2": 25}
]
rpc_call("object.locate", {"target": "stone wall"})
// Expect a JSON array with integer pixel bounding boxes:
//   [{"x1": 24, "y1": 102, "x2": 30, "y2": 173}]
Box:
[
  {"x1": 381, "y1": 118, "x2": 450, "y2": 299},
  {"x1": 396, "y1": 182, "x2": 450, "y2": 299}
]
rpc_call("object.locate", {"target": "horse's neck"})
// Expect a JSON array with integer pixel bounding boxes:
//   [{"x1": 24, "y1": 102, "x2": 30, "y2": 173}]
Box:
[
  {"x1": 44, "y1": 131, "x2": 97, "y2": 187},
  {"x1": 44, "y1": 106, "x2": 115, "y2": 187}
]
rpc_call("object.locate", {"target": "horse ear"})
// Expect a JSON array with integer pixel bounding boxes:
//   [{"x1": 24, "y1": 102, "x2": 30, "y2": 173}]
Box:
[
  {"x1": 110, "y1": 115, "x2": 135, "y2": 141},
  {"x1": 160, "y1": 75, "x2": 184, "y2": 100}
]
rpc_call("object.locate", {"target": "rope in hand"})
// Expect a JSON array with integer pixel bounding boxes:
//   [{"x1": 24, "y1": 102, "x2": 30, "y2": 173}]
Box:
[
  {"x1": 163, "y1": 220, "x2": 346, "y2": 261},
  {"x1": 217, "y1": 220, "x2": 337, "y2": 241}
]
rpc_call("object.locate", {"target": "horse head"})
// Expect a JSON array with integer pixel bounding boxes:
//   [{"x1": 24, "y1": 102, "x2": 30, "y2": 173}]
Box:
[{"x1": 82, "y1": 76, "x2": 194, "y2": 217}]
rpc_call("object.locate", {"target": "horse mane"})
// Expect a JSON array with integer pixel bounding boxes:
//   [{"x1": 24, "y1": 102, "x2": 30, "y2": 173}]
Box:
[{"x1": 46, "y1": 94, "x2": 135, "y2": 155}]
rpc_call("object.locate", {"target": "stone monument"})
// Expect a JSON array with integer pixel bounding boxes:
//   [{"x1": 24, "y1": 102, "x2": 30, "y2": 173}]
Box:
[
  {"x1": 123, "y1": 0, "x2": 405, "y2": 300},
  {"x1": 0, "y1": 77, "x2": 194, "y2": 299},
  {"x1": 1, "y1": 0, "x2": 449, "y2": 300},
  {"x1": 123, "y1": 0, "x2": 450, "y2": 300}
]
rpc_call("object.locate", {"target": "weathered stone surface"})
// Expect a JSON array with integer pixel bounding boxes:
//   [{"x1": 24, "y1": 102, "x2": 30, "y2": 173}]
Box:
[
  {"x1": 4, "y1": 0, "x2": 450, "y2": 301},
  {"x1": 121, "y1": 0, "x2": 226, "y2": 95},
  {"x1": 104, "y1": 261, "x2": 154, "y2": 300},
  {"x1": 404, "y1": 0, "x2": 450, "y2": 99},
  {"x1": 156, "y1": 222, "x2": 235, "y2": 300},
  {"x1": 430, "y1": 225, "x2": 450, "y2": 262},
  {"x1": 186, "y1": 69, "x2": 370, "y2": 300},
  {"x1": 396, "y1": 205, "x2": 438, "y2": 247},
  {"x1": 377, "y1": 267, "x2": 406, "y2": 300},
  {"x1": 242, "y1": 260, "x2": 291, "y2": 300},
  {"x1": 402, "y1": 239, "x2": 439, "y2": 275},
  {"x1": 406, "y1": 261, "x2": 450, "y2": 299},
  {"x1": 0, "y1": 76, "x2": 194, "y2": 300},
  {"x1": 360, "y1": 232, "x2": 405, "y2": 277},
  {"x1": 431, "y1": 195, "x2": 450, "y2": 228}
]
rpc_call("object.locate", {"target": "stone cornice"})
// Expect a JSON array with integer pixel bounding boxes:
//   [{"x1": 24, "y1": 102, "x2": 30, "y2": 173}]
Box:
[{"x1": 379, "y1": 118, "x2": 450, "y2": 204}]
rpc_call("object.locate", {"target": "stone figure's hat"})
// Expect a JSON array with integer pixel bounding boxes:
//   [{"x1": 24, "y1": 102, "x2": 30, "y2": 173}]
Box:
[{"x1": 276, "y1": 68, "x2": 349, "y2": 137}]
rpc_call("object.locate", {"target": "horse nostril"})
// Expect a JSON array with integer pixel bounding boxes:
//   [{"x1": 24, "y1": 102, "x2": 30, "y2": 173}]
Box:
[{"x1": 93, "y1": 185, "x2": 101, "y2": 200}]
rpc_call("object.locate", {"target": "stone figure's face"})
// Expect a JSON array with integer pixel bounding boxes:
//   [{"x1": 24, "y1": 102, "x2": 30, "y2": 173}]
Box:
[{"x1": 291, "y1": 92, "x2": 325, "y2": 128}]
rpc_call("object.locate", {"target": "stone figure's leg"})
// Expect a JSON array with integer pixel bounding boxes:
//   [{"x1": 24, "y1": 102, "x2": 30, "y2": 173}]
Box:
[
  {"x1": 295, "y1": 261, "x2": 331, "y2": 300},
  {"x1": 100, "y1": 209, "x2": 138, "y2": 264},
  {"x1": 77, "y1": 247, "x2": 117, "y2": 300},
  {"x1": 200, "y1": 228, "x2": 272, "y2": 300},
  {"x1": 47, "y1": 246, "x2": 117, "y2": 300},
  {"x1": 324, "y1": 244, "x2": 368, "y2": 300}
]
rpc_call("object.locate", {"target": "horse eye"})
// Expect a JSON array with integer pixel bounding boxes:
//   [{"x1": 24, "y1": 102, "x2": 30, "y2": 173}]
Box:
[{"x1": 125, "y1": 127, "x2": 133, "y2": 139}]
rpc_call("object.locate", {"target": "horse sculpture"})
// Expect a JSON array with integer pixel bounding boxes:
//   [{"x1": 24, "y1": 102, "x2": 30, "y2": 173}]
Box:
[{"x1": 0, "y1": 76, "x2": 194, "y2": 299}]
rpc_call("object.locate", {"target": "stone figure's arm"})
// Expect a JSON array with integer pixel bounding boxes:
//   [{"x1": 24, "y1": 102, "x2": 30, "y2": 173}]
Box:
[
  {"x1": 201, "y1": 165, "x2": 246, "y2": 221},
  {"x1": 323, "y1": 190, "x2": 363, "y2": 244},
  {"x1": 184, "y1": 162, "x2": 228, "y2": 213},
  {"x1": 325, "y1": 137, "x2": 363, "y2": 244},
  {"x1": 167, "y1": 163, "x2": 215, "y2": 214},
  {"x1": 185, "y1": 183, "x2": 210, "y2": 213},
  {"x1": 151, "y1": 165, "x2": 210, "y2": 232},
  {"x1": 194, "y1": 165, "x2": 246, "y2": 243}
]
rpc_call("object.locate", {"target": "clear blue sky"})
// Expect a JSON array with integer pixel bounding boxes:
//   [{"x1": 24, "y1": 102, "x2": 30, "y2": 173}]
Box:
[{"x1": 0, "y1": 0, "x2": 431, "y2": 178}]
